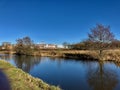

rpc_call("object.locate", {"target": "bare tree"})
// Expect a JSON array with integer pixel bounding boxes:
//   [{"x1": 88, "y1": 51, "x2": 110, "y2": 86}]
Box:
[
  {"x1": 22, "y1": 37, "x2": 33, "y2": 46},
  {"x1": 15, "y1": 36, "x2": 34, "y2": 55},
  {"x1": 87, "y1": 24, "x2": 115, "y2": 59}
]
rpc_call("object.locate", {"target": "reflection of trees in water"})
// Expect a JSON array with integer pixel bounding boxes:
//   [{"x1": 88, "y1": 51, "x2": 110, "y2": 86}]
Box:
[
  {"x1": 13, "y1": 55, "x2": 41, "y2": 73},
  {"x1": 87, "y1": 62, "x2": 118, "y2": 90},
  {"x1": 114, "y1": 62, "x2": 120, "y2": 68},
  {"x1": 0, "y1": 54, "x2": 12, "y2": 61}
]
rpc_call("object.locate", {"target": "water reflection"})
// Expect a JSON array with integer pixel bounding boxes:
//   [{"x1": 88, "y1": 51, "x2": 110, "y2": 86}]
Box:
[
  {"x1": 0, "y1": 54, "x2": 12, "y2": 61},
  {"x1": 0, "y1": 54, "x2": 42, "y2": 73},
  {"x1": 114, "y1": 62, "x2": 120, "y2": 68},
  {"x1": 0, "y1": 54, "x2": 120, "y2": 90},
  {"x1": 87, "y1": 62, "x2": 118, "y2": 90},
  {"x1": 13, "y1": 55, "x2": 41, "y2": 72}
]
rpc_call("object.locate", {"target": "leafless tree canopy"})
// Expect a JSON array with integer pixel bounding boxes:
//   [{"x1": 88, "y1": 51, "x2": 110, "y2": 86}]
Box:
[
  {"x1": 87, "y1": 24, "x2": 116, "y2": 59},
  {"x1": 15, "y1": 36, "x2": 34, "y2": 55},
  {"x1": 88, "y1": 24, "x2": 114, "y2": 43}
]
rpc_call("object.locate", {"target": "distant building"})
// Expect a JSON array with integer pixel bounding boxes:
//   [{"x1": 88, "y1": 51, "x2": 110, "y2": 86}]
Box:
[
  {"x1": 46, "y1": 44, "x2": 57, "y2": 49},
  {"x1": 1, "y1": 42, "x2": 13, "y2": 50},
  {"x1": 37, "y1": 44, "x2": 47, "y2": 49},
  {"x1": 57, "y1": 45, "x2": 64, "y2": 48},
  {"x1": 36, "y1": 43, "x2": 57, "y2": 49}
]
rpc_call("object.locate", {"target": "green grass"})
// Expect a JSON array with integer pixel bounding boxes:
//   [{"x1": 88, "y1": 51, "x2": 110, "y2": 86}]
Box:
[{"x1": 0, "y1": 60, "x2": 61, "y2": 90}]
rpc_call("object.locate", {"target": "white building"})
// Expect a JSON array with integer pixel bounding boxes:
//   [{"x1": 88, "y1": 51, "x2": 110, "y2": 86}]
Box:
[{"x1": 57, "y1": 45, "x2": 64, "y2": 48}]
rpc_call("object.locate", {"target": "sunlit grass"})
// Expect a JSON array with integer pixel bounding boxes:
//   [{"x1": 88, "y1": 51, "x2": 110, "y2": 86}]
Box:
[{"x1": 0, "y1": 60, "x2": 61, "y2": 90}]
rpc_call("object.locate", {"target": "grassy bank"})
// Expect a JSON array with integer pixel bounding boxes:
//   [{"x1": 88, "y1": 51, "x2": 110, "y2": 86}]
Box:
[
  {"x1": 1, "y1": 49, "x2": 120, "y2": 62},
  {"x1": 0, "y1": 60, "x2": 61, "y2": 90},
  {"x1": 37, "y1": 49, "x2": 120, "y2": 62}
]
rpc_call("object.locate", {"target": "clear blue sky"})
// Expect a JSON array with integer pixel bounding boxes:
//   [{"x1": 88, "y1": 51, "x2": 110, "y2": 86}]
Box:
[{"x1": 0, "y1": 0, "x2": 120, "y2": 44}]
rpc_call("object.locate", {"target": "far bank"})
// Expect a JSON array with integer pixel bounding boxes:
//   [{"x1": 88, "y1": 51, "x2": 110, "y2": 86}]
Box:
[{"x1": 1, "y1": 49, "x2": 120, "y2": 63}]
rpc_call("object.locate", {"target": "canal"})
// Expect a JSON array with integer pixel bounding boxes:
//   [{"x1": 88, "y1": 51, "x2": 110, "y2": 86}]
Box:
[{"x1": 0, "y1": 54, "x2": 120, "y2": 90}]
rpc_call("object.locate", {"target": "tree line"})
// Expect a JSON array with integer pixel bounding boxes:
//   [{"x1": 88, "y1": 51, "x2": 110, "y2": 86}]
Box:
[
  {"x1": 71, "y1": 24, "x2": 120, "y2": 50},
  {"x1": 14, "y1": 24, "x2": 120, "y2": 57}
]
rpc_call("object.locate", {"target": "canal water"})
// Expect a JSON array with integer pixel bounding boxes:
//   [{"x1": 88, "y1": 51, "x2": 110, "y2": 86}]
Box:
[{"x1": 0, "y1": 54, "x2": 120, "y2": 90}]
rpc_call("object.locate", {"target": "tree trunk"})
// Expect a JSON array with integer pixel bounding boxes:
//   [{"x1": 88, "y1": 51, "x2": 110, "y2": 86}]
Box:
[{"x1": 99, "y1": 49, "x2": 103, "y2": 61}]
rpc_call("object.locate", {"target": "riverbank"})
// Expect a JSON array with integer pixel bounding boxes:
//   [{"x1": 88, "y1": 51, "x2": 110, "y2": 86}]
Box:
[
  {"x1": 0, "y1": 60, "x2": 61, "y2": 90},
  {"x1": 36, "y1": 49, "x2": 120, "y2": 62},
  {"x1": 1, "y1": 49, "x2": 120, "y2": 62}
]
